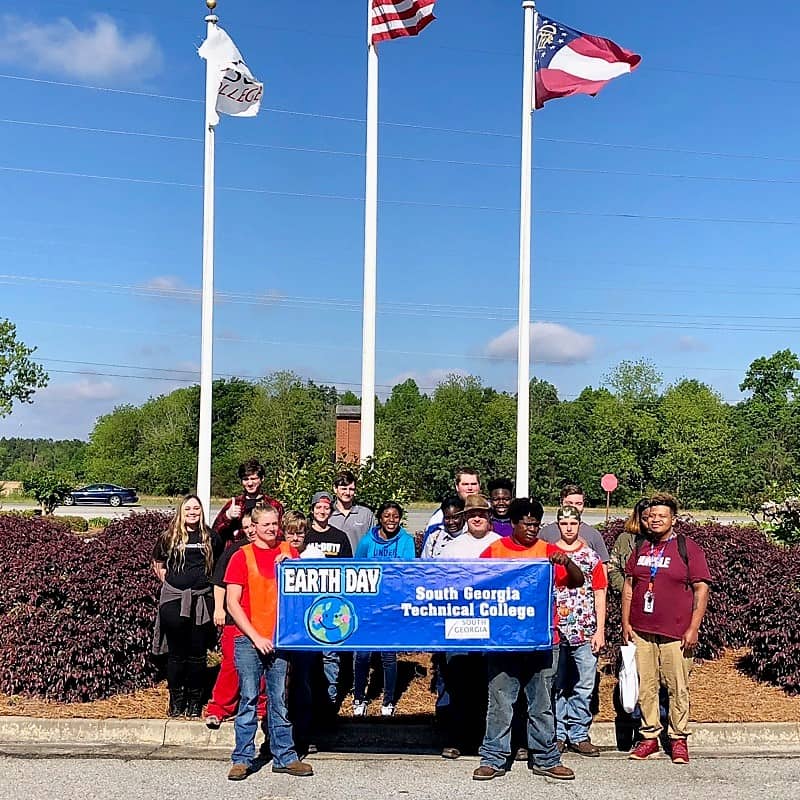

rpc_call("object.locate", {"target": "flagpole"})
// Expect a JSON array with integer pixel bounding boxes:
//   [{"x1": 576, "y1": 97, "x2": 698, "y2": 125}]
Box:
[
  {"x1": 515, "y1": 0, "x2": 536, "y2": 496},
  {"x1": 197, "y1": 0, "x2": 219, "y2": 513},
  {"x1": 360, "y1": 1, "x2": 378, "y2": 463}
]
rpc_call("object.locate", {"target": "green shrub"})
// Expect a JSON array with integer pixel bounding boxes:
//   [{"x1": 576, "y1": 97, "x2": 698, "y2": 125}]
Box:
[
  {"x1": 275, "y1": 451, "x2": 411, "y2": 516},
  {"x1": 87, "y1": 517, "x2": 111, "y2": 529},
  {"x1": 58, "y1": 515, "x2": 89, "y2": 532}
]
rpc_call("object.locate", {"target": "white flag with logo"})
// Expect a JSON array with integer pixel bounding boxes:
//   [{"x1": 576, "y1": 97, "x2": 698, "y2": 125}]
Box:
[{"x1": 198, "y1": 25, "x2": 263, "y2": 126}]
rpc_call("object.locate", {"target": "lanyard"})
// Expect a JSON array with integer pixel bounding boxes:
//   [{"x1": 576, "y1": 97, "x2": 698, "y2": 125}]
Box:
[{"x1": 647, "y1": 535, "x2": 674, "y2": 591}]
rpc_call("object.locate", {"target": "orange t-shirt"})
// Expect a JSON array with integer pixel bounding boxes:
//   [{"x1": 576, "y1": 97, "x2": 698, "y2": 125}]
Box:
[
  {"x1": 224, "y1": 541, "x2": 297, "y2": 638},
  {"x1": 480, "y1": 536, "x2": 568, "y2": 644}
]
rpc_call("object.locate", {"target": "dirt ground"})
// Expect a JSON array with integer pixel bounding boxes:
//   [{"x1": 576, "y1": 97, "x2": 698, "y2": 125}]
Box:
[{"x1": 1, "y1": 649, "x2": 799, "y2": 723}]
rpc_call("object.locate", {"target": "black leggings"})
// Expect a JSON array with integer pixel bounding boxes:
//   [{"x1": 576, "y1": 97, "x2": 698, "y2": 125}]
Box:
[{"x1": 159, "y1": 599, "x2": 213, "y2": 691}]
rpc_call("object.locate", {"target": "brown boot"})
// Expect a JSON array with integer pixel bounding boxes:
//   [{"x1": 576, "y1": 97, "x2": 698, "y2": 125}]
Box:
[
  {"x1": 227, "y1": 764, "x2": 249, "y2": 781},
  {"x1": 472, "y1": 766, "x2": 506, "y2": 781},
  {"x1": 272, "y1": 760, "x2": 314, "y2": 777},
  {"x1": 569, "y1": 739, "x2": 600, "y2": 757},
  {"x1": 530, "y1": 764, "x2": 575, "y2": 781}
]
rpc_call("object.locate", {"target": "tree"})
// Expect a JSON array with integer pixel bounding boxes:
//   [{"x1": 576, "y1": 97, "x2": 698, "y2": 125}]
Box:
[
  {"x1": 740, "y1": 349, "x2": 800, "y2": 406},
  {"x1": 653, "y1": 380, "x2": 737, "y2": 508},
  {"x1": 0, "y1": 319, "x2": 48, "y2": 417},
  {"x1": 22, "y1": 469, "x2": 74, "y2": 514},
  {"x1": 602, "y1": 358, "x2": 662, "y2": 405}
]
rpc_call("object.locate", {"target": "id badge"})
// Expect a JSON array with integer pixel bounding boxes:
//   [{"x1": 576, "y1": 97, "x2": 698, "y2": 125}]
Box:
[{"x1": 643, "y1": 591, "x2": 655, "y2": 614}]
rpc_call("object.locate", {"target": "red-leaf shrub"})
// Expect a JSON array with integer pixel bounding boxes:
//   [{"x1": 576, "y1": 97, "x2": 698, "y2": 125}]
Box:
[
  {"x1": 742, "y1": 545, "x2": 800, "y2": 693},
  {"x1": 0, "y1": 511, "x2": 170, "y2": 702}
]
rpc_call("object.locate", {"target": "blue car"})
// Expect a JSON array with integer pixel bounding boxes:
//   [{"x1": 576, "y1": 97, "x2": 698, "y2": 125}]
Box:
[{"x1": 63, "y1": 484, "x2": 139, "y2": 508}]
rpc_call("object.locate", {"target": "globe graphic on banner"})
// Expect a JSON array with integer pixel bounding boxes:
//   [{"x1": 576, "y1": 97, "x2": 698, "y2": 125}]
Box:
[{"x1": 306, "y1": 596, "x2": 358, "y2": 645}]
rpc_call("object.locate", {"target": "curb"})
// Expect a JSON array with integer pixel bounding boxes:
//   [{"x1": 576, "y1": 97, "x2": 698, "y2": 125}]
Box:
[{"x1": 2, "y1": 717, "x2": 800, "y2": 752}]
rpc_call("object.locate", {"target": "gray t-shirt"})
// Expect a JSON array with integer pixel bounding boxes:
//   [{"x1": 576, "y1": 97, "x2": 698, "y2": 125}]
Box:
[
  {"x1": 329, "y1": 503, "x2": 375, "y2": 554},
  {"x1": 539, "y1": 520, "x2": 610, "y2": 563}
]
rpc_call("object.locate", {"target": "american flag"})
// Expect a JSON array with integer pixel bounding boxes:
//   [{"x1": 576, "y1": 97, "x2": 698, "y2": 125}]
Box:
[
  {"x1": 534, "y1": 14, "x2": 640, "y2": 109},
  {"x1": 371, "y1": 0, "x2": 436, "y2": 44}
]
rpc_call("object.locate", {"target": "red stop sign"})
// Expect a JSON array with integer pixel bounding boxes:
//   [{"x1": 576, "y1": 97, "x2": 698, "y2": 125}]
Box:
[{"x1": 601, "y1": 473, "x2": 618, "y2": 493}]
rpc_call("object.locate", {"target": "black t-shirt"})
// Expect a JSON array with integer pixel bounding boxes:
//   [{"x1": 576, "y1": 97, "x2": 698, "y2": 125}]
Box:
[
  {"x1": 153, "y1": 529, "x2": 223, "y2": 591},
  {"x1": 210, "y1": 539, "x2": 245, "y2": 626},
  {"x1": 305, "y1": 525, "x2": 353, "y2": 558}
]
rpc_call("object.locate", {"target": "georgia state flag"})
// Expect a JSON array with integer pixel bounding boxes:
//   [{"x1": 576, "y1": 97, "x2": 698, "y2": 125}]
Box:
[{"x1": 534, "y1": 15, "x2": 641, "y2": 109}]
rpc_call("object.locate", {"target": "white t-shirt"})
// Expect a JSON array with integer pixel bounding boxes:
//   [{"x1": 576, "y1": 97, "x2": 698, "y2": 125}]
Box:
[
  {"x1": 440, "y1": 531, "x2": 501, "y2": 560},
  {"x1": 300, "y1": 543, "x2": 327, "y2": 559}
]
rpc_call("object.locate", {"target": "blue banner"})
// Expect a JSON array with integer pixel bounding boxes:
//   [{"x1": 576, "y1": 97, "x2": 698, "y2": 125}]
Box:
[{"x1": 275, "y1": 559, "x2": 554, "y2": 651}]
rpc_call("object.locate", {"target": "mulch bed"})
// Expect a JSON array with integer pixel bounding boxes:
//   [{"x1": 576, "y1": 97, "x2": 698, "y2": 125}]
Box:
[{"x1": 1, "y1": 649, "x2": 799, "y2": 722}]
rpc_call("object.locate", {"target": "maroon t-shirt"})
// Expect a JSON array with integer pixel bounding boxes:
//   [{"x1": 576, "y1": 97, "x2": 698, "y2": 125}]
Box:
[{"x1": 625, "y1": 535, "x2": 711, "y2": 641}]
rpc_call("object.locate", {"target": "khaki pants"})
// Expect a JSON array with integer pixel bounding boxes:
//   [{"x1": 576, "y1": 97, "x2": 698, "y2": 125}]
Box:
[{"x1": 632, "y1": 630, "x2": 693, "y2": 740}]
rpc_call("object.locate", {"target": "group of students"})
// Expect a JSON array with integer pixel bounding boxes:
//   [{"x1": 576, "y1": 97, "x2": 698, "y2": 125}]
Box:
[{"x1": 150, "y1": 460, "x2": 710, "y2": 783}]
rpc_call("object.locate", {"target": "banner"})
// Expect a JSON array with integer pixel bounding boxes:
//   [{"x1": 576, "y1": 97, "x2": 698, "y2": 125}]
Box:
[{"x1": 275, "y1": 559, "x2": 554, "y2": 651}]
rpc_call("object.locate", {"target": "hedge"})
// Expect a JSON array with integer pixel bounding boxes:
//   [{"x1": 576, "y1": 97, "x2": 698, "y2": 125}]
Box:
[{"x1": 0, "y1": 511, "x2": 170, "y2": 702}]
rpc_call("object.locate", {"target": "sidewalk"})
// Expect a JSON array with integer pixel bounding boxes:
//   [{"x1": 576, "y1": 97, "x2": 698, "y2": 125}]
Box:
[{"x1": 2, "y1": 716, "x2": 799, "y2": 760}]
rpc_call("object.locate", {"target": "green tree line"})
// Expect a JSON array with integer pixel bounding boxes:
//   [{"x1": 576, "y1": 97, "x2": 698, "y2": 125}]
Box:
[{"x1": 3, "y1": 351, "x2": 800, "y2": 509}]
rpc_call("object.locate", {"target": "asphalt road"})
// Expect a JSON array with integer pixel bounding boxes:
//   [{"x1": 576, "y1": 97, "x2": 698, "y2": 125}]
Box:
[{"x1": 0, "y1": 753, "x2": 797, "y2": 800}]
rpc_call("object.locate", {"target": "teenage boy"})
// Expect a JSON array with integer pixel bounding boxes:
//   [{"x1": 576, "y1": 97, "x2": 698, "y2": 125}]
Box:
[
  {"x1": 424, "y1": 467, "x2": 480, "y2": 531},
  {"x1": 329, "y1": 470, "x2": 375, "y2": 553},
  {"x1": 473, "y1": 498, "x2": 584, "y2": 782},
  {"x1": 623, "y1": 494, "x2": 711, "y2": 765},
  {"x1": 438, "y1": 494, "x2": 498, "y2": 760},
  {"x1": 214, "y1": 458, "x2": 284, "y2": 542},
  {"x1": 224, "y1": 505, "x2": 312, "y2": 781},
  {"x1": 205, "y1": 514, "x2": 266, "y2": 729},
  {"x1": 421, "y1": 495, "x2": 465, "y2": 559},
  {"x1": 552, "y1": 505, "x2": 607, "y2": 756},
  {"x1": 305, "y1": 491, "x2": 352, "y2": 710},
  {"x1": 305, "y1": 491, "x2": 353, "y2": 559},
  {"x1": 487, "y1": 477, "x2": 514, "y2": 536},
  {"x1": 539, "y1": 484, "x2": 610, "y2": 567}
]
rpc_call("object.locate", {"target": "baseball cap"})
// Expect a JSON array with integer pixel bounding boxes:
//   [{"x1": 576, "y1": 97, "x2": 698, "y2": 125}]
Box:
[
  {"x1": 463, "y1": 494, "x2": 491, "y2": 513},
  {"x1": 557, "y1": 504, "x2": 582, "y2": 521},
  {"x1": 311, "y1": 491, "x2": 334, "y2": 507}
]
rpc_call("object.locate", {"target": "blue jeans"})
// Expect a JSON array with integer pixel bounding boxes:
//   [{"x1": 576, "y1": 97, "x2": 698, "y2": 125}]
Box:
[
  {"x1": 232, "y1": 636, "x2": 298, "y2": 768},
  {"x1": 479, "y1": 649, "x2": 561, "y2": 770},
  {"x1": 322, "y1": 650, "x2": 340, "y2": 705},
  {"x1": 353, "y1": 651, "x2": 397, "y2": 704},
  {"x1": 555, "y1": 641, "x2": 597, "y2": 743}
]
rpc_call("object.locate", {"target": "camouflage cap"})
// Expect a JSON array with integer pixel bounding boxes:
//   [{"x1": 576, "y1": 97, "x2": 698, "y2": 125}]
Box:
[{"x1": 557, "y1": 504, "x2": 582, "y2": 521}]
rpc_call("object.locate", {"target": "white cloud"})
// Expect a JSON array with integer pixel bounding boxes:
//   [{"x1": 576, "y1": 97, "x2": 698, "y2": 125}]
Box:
[
  {"x1": 46, "y1": 379, "x2": 122, "y2": 403},
  {"x1": 676, "y1": 335, "x2": 709, "y2": 353},
  {"x1": 0, "y1": 378, "x2": 125, "y2": 439},
  {"x1": 485, "y1": 322, "x2": 595, "y2": 365},
  {"x1": 0, "y1": 14, "x2": 162, "y2": 82}
]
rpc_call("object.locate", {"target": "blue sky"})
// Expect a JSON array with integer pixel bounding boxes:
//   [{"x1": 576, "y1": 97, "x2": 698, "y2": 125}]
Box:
[{"x1": 2, "y1": 0, "x2": 800, "y2": 440}]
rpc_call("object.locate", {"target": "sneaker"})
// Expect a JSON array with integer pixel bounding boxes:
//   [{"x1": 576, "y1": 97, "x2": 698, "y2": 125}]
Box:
[
  {"x1": 272, "y1": 760, "x2": 314, "y2": 777},
  {"x1": 569, "y1": 739, "x2": 600, "y2": 757},
  {"x1": 515, "y1": 747, "x2": 529, "y2": 761},
  {"x1": 670, "y1": 739, "x2": 689, "y2": 764},
  {"x1": 381, "y1": 703, "x2": 395, "y2": 717},
  {"x1": 629, "y1": 738, "x2": 660, "y2": 760},
  {"x1": 472, "y1": 766, "x2": 506, "y2": 781},
  {"x1": 227, "y1": 764, "x2": 249, "y2": 781},
  {"x1": 352, "y1": 700, "x2": 368, "y2": 717},
  {"x1": 205, "y1": 715, "x2": 221, "y2": 730},
  {"x1": 530, "y1": 764, "x2": 575, "y2": 781},
  {"x1": 441, "y1": 747, "x2": 461, "y2": 759}
]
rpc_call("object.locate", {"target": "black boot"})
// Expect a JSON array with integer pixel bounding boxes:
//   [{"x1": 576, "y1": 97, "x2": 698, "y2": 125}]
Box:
[
  {"x1": 185, "y1": 688, "x2": 203, "y2": 719},
  {"x1": 168, "y1": 687, "x2": 187, "y2": 718}
]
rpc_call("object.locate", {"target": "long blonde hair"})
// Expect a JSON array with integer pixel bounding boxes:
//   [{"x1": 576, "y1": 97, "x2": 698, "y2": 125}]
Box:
[{"x1": 160, "y1": 494, "x2": 214, "y2": 575}]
